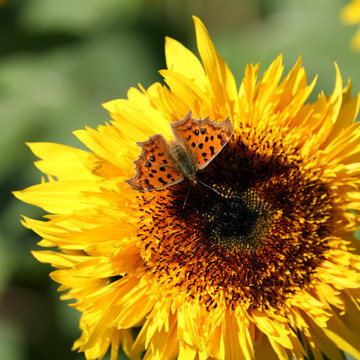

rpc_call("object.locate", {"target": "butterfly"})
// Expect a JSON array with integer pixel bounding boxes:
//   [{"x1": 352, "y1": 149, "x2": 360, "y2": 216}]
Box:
[{"x1": 126, "y1": 111, "x2": 233, "y2": 192}]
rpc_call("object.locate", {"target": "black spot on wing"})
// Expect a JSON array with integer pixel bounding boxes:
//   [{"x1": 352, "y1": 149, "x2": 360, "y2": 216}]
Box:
[
  {"x1": 210, "y1": 146, "x2": 215, "y2": 155},
  {"x1": 199, "y1": 143, "x2": 203, "y2": 149},
  {"x1": 158, "y1": 177, "x2": 167, "y2": 185},
  {"x1": 150, "y1": 155, "x2": 156, "y2": 161},
  {"x1": 217, "y1": 133, "x2": 226, "y2": 145},
  {"x1": 159, "y1": 167, "x2": 166, "y2": 172},
  {"x1": 191, "y1": 142, "x2": 196, "y2": 148}
]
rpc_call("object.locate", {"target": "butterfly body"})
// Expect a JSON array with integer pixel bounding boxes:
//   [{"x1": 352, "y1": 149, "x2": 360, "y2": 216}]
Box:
[
  {"x1": 168, "y1": 140, "x2": 197, "y2": 183},
  {"x1": 126, "y1": 112, "x2": 233, "y2": 192}
]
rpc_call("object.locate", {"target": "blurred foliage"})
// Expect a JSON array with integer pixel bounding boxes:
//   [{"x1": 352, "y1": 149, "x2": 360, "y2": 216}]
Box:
[{"x1": 0, "y1": 0, "x2": 359, "y2": 359}]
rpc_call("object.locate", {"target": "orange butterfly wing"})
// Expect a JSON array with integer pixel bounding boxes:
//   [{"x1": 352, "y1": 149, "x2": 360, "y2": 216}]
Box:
[
  {"x1": 194, "y1": 116, "x2": 233, "y2": 170},
  {"x1": 170, "y1": 112, "x2": 201, "y2": 157},
  {"x1": 170, "y1": 111, "x2": 233, "y2": 170},
  {"x1": 126, "y1": 134, "x2": 184, "y2": 192}
]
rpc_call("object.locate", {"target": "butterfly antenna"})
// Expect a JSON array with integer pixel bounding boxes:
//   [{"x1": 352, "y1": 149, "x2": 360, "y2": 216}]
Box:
[
  {"x1": 183, "y1": 183, "x2": 192, "y2": 209},
  {"x1": 197, "y1": 179, "x2": 220, "y2": 195}
]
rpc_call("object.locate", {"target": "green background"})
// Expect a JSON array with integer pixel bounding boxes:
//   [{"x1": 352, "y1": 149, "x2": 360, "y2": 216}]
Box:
[{"x1": 0, "y1": 0, "x2": 359, "y2": 359}]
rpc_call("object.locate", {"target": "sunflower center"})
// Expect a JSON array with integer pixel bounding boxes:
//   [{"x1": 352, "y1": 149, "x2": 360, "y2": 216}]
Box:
[
  {"x1": 203, "y1": 189, "x2": 276, "y2": 251},
  {"x1": 137, "y1": 127, "x2": 334, "y2": 310}
]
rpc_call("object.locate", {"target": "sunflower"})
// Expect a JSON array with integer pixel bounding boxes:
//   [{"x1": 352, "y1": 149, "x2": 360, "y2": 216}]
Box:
[
  {"x1": 341, "y1": 0, "x2": 360, "y2": 51},
  {"x1": 14, "y1": 16, "x2": 360, "y2": 360}
]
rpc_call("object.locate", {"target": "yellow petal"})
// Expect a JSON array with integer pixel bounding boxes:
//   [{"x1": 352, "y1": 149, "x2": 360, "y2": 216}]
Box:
[
  {"x1": 193, "y1": 16, "x2": 238, "y2": 115},
  {"x1": 165, "y1": 36, "x2": 206, "y2": 87},
  {"x1": 13, "y1": 180, "x2": 100, "y2": 214}
]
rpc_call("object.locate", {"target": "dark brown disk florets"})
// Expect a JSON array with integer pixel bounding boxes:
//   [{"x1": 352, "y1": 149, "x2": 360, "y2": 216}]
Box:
[{"x1": 137, "y1": 126, "x2": 335, "y2": 310}]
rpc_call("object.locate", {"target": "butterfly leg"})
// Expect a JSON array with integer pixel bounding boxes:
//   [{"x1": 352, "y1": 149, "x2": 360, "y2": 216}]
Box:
[{"x1": 182, "y1": 182, "x2": 193, "y2": 209}]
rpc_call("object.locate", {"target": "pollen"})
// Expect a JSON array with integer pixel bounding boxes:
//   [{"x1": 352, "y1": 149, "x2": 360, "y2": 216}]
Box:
[{"x1": 202, "y1": 188, "x2": 277, "y2": 251}]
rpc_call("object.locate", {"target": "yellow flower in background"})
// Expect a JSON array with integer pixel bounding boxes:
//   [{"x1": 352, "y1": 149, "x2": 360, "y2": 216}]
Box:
[
  {"x1": 14, "y1": 15, "x2": 360, "y2": 360},
  {"x1": 341, "y1": 0, "x2": 360, "y2": 51}
]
